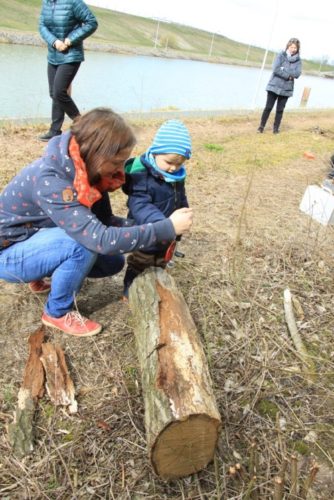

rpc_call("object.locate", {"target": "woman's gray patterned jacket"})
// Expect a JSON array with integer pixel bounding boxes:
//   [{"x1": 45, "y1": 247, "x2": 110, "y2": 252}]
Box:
[{"x1": 266, "y1": 51, "x2": 302, "y2": 97}]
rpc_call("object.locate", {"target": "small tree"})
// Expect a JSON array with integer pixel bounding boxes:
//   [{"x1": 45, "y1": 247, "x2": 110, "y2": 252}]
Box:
[{"x1": 160, "y1": 34, "x2": 179, "y2": 50}]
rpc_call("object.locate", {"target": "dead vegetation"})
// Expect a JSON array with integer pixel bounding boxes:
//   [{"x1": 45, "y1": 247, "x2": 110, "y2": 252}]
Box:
[{"x1": 1, "y1": 110, "x2": 334, "y2": 498}]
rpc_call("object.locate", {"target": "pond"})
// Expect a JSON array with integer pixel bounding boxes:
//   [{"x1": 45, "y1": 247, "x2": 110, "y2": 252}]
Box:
[{"x1": 0, "y1": 43, "x2": 333, "y2": 120}]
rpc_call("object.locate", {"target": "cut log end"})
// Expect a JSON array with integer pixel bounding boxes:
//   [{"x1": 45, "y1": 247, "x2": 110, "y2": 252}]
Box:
[{"x1": 152, "y1": 414, "x2": 221, "y2": 480}]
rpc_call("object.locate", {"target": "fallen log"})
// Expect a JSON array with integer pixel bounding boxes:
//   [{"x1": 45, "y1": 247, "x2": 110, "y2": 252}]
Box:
[
  {"x1": 8, "y1": 327, "x2": 77, "y2": 457},
  {"x1": 129, "y1": 268, "x2": 221, "y2": 480},
  {"x1": 8, "y1": 326, "x2": 45, "y2": 457}
]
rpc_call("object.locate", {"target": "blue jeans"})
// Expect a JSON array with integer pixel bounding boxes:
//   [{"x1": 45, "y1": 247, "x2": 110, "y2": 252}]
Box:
[{"x1": 0, "y1": 228, "x2": 124, "y2": 317}]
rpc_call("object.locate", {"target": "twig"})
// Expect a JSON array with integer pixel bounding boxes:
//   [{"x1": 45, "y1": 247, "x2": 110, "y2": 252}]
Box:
[
  {"x1": 243, "y1": 476, "x2": 257, "y2": 500},
  {"x1": 235, "y1": 462, "x2": 243, "y2": 479},
  {"x1": 300, "y1": 462, "x2": 319, "y2": 499},
  {"x1": 53, "y1": 443, "x2": 75, "y2": 495},
  {"x1": 290, "y1": 454, "x2": 298, "y2": 497},
  {"x1": 278, "y1": 457, "x2": 288, "y2": 480},
  {"x1": 213, "y1": 453, "x2": 221, "y2": 499},
  {"x1": 121, "y1": 461, "x2": 125, "y2": 489},
  {"x1": 283, "y1": 288, "x2": 316, "y2": 382},
  {"x1": 231, "y1": 170, "x2": 254, "y2": 291},
  {"x1": 195, "y1": 473, "x2": 205, "y2": 500},
  {"x1": 248, "y1": 442, "x2": 259, "y2": 499},
  {"x1": 249, "y1": 442, "x2": 257, "y2": 477},
  {"x1": 273, "y1": 476, "x2": 284, "y2": 500},
  {"x1": 0, "y1": 483, "x2": 20, "y2": 494}
]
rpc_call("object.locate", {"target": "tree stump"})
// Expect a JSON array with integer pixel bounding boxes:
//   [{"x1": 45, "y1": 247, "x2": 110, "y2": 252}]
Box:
[{"x1": 129, "y1": 268, "x2": 221, "y2": 480}]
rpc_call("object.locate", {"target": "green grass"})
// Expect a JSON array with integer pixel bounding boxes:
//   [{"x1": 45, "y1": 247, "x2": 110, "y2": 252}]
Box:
[
  {"x1": 204, "y1": 143, "x2": 225, "y2": 152},
  {"x1": 215, "y1": 126, "x2": 334, "y2": 174},
  {"x1": 0, "y1": 0, "x2": 332, "y2": 73}
]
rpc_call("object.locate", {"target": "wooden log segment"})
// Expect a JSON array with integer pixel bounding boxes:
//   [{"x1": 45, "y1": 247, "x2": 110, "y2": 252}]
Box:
[
  {"x1": 129, "y1": 268, "x2": 221, "y2": 480},
  {"x1": 8, "y1": 326, "x2": 45, "y2": 457},
  {"x1": 40, "y1": 343, "x2": 77, "y2": 414},
  {"x1": 8, "y1": 327, "x2": 77, "y2": 457}
]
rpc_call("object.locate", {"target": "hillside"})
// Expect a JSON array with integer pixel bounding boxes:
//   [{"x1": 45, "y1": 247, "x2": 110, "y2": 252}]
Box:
[
  {"x1": 1, "y1": 111, "x2": 334, "y2": 498},
  {"x1": 0, "y1": 0, "x2": 332, "y2": 74}
]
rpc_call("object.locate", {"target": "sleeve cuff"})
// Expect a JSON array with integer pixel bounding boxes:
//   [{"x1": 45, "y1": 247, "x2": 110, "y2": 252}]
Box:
[{"x1": 153, "y1": 218, "x2": 176, "y2": 242}]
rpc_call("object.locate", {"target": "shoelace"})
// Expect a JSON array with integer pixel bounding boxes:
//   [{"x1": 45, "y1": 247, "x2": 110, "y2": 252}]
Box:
[{"x1": 64, "y1": 311, "x2": 88, "y2": 328}]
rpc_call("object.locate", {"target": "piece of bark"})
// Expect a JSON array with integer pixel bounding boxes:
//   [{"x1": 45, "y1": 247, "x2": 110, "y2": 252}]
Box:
[
  {"x1": 40, "y1": 343, "x2": 77, "y2": 413},
  {"x1": 129, "y1": 268, "x2": 221, "y2": 480},
  {"x1": 8, "y1": 326, "x2": 45, "y2": 457},
  {"x1": 22, "y1": 326, "x2": 46, "y2": 398}
]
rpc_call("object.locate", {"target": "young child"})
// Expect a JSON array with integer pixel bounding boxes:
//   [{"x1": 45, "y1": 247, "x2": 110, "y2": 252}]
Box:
[{"x1": 122, "y1": 119, "x2": 192, "y2": 298}]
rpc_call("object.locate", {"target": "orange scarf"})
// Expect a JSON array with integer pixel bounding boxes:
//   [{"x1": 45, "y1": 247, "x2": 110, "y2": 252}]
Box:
[
  {"x1": 69, "y1": 136, "x2": 125, "y2": 208},
  {"x1": 95, "y1": 171, "x2": 126, "y2": 193}
]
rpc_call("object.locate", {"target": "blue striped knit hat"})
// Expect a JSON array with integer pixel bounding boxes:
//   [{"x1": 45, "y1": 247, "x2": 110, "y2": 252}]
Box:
[{"x1": 149, "y1": 120, "x2": 192, "y2": 159}]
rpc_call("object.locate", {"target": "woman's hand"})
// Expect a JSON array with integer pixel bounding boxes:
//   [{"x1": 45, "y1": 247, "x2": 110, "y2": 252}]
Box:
[
  {"x1": 169, "y1": 208, "x2": 193, "y2": 235},
  {"x1": 54, "y1": 39, "x2": 68, "y2": 52}
]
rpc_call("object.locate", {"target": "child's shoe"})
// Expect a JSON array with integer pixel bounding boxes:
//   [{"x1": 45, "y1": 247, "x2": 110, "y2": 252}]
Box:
[{"x1": 42, "y1": 311, "x2": 102, "y2": 337}]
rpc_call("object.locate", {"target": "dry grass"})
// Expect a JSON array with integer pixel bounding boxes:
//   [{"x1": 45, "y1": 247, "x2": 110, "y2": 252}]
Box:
[{"x1": 1, "y1": 110, "x2": 334, "y2": 498}]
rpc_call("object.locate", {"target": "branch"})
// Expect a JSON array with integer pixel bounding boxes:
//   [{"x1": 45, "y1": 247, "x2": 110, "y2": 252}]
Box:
[{"x1": 283, "y1": 288, "x2": 316, "y2": 382}]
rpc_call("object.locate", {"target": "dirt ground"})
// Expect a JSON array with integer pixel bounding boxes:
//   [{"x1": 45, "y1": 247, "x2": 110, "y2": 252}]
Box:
[{"x1": 1, "y1": 110, "x2": 334, "y2": 499}]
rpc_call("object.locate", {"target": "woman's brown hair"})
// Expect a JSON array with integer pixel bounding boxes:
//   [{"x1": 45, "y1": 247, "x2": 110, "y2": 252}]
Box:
[
  {"x1": 286, "y1": 38, "x2": 300, "y2": 53},
  {"x1": 71, "y1": 107, "x2": 136, "y2": 184}
]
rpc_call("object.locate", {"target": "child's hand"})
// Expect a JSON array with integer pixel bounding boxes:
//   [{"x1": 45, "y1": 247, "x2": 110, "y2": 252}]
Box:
[{"x1": 169, "y1": 208, "x2": 193, "y2": 235}]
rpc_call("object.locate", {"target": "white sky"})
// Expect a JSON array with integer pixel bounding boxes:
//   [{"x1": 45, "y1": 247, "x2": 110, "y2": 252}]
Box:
[{"x1": 87, "y1": 0, "x2": 333, "y2": 62}]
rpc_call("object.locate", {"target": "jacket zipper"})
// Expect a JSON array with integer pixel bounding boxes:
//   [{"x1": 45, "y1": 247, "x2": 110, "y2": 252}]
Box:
[{"x1": 173, "y1": 183, "x2": 177, "y2": 207}]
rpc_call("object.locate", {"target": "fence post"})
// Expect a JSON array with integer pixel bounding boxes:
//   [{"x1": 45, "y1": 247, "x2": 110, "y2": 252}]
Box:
[{"x1": 300, "y1": 87, "x2": 311, "y2": 107}]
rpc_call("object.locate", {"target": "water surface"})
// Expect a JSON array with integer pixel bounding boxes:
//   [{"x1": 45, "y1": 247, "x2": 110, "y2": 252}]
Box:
[{"x1": 0, "y1": 43, "x2": 333, "y2": 120}]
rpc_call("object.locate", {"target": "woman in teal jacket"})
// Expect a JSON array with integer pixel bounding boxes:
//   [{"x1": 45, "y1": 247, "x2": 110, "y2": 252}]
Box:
[{"x1": 39, "y1": 0, "x2": 98, "y2": 141}]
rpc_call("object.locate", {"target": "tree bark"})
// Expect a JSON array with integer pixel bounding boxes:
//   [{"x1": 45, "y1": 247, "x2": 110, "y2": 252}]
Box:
[
  {"x1": 8, "y1": 326, "x2": 45, "y2": 457},
  {"x1": 8, "y1": 327, "x2": 77, "y2": 457},
  {"x1": 129, "y1": 268, "x2": 221, "y2": 480},
  {"x1": 40, "y1": 343, "x2": 77, "y2": 414}
]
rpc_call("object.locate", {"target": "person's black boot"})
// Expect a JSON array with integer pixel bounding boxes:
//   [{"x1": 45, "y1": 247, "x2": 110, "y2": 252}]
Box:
[
  {"x1": 122, "y1": 268, "x2": 140, "y2": 300},
  {"x1": 258, "y1": 107, "x2": 270, "y2": 134},
  {"x1": 39, "y1": 130, "x2": 61, "y2": 142}
]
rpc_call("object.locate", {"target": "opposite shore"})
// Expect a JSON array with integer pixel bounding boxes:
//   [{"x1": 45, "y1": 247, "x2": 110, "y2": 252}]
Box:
[{"x1": 1, "y1": 29, "x2": 331, "y2": 78}]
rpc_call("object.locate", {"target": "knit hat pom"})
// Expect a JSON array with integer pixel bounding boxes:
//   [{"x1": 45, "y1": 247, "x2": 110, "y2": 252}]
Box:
[{"x1": 149, "y1": 120, "x2": 192, "y2": 159}]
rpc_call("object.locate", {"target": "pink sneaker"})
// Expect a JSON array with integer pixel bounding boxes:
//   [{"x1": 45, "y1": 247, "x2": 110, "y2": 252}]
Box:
[
  {"x1": 29, "y1": 279, "x2": 51, "y2": 294},
  {"x1": 41, "y1": 311, "x2": 102, "y2": 337}
]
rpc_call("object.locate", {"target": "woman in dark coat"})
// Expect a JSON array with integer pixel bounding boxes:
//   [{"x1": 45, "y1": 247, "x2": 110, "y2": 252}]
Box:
[
  {"x1": 258, "y1": 38, "x2": 302, "y2": 134},
  {"x1": 39, "y1": 0, "x2": 98, "y2": 141}
]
